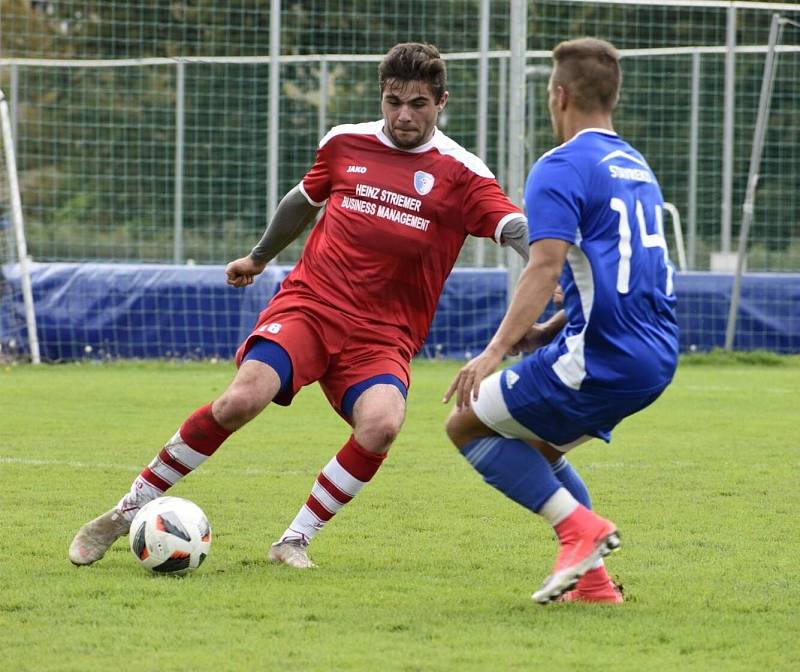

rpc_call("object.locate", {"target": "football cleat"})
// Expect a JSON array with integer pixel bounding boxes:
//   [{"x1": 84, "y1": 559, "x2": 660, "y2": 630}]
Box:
[
  {"x1": 268, "y1": 537, "x2": 317, "y2": 569},
  {"x1": 69, "y1": 507, "x2": 131, "y2": 566},
  {"x1": 532, "y1": 505, "x2": 620, "y2": 605},
  {"x1": 558, "y1": 572, "x2": 624, "y2": 604}
]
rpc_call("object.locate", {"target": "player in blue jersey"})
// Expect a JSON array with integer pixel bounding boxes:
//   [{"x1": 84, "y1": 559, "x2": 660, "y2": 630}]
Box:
[{"x1": 443, "y1": 38, "x2": 679, "y2": 604}]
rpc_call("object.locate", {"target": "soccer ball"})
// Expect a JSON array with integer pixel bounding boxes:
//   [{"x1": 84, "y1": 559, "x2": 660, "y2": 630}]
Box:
[{"x1": 129, "y1": 497, "x2": 211, "y2": 575}]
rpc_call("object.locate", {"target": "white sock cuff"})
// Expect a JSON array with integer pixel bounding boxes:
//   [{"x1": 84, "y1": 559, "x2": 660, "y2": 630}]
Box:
[{"x1": 538, "y1": 487, "x2": 579, "y2": 526}]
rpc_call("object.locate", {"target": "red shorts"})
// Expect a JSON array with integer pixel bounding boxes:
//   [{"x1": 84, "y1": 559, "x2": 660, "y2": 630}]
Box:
[{"x1": 235, "y1": 290, "x2": 413, "y2": 416}]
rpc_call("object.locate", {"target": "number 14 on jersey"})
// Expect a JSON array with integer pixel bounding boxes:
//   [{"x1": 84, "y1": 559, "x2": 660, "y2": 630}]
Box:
[{"x1": 610, "y1": 197, "x2": 674, "y2": 296}]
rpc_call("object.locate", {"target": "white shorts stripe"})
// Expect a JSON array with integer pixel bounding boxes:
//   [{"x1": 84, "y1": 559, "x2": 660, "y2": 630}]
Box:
[
  {"x1": 323, "y1": 458, "x2": 366, "y2": 498},
  {"x1": 168, "y1": 432, "x2": 210, "y2": 470},
  {"x1": 311, "y1": 480, "x2": 344, "y2": 514}
]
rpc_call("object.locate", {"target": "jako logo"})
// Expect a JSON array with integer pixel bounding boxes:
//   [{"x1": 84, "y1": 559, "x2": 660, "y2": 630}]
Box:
[
  {"x1": 346, "y1": 165, "x2": 367, "y2": 173},
  {"x1": 259, "y1": 322, "x2": 282, "y2": 334}
]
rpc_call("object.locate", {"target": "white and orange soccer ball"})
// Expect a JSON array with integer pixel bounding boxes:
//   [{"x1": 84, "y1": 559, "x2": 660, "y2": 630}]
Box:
[{"x1": 129, "y1": 497, "x2": 211, "y2": 575}]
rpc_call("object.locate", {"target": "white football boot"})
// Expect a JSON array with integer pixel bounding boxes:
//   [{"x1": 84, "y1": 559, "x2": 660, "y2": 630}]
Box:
[
  {"x1": 68, "y1": 508, "x2": 131, "y2": 566},
  {"x1": 268, "y1": 537, "x2": 317, "y2": 569}
]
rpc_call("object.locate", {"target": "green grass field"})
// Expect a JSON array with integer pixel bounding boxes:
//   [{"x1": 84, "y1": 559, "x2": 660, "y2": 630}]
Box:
[{"x1": 1, "y1": 357, "x2": 799, "y2": 671}]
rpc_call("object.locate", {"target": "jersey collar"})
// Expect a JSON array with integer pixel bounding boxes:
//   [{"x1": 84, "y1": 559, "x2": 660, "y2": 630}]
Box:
[
  {"x1": 572, "y1": 127, "x2": 618, "y2": 140},
  {"x1": 377, "y1": 124, "x2": 439, "y2": 153}
]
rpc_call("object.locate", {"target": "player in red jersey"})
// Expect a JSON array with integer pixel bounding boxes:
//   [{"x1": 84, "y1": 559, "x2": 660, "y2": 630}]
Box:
[{"x1": 68, "y1": 42, "x2": 528, "y2": 569}]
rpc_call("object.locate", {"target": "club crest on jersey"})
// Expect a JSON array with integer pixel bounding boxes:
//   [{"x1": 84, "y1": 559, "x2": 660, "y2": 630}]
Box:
[{"x1": 413, "y1": 171, "x2": 435, "y2": 196}]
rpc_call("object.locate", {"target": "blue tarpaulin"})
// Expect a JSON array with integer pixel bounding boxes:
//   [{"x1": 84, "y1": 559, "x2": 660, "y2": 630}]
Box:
[{"x1": 2, "y1": 262, "x2": 799, "y2": 360}]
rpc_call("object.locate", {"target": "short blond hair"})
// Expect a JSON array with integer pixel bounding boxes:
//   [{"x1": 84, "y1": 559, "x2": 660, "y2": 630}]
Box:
[{"x1": 552, "y1": 38, "x2": 621, "y2": 112}]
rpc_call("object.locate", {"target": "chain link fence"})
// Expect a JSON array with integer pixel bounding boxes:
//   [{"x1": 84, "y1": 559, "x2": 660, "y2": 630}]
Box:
[{"x1": 1, "y1": 1, "x2": 798, "y2": 358}]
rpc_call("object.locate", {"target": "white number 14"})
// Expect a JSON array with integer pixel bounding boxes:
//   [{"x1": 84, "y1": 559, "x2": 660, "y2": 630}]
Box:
[{"x1": 610, "y1": 197, "x2": 674, "y2": 295}]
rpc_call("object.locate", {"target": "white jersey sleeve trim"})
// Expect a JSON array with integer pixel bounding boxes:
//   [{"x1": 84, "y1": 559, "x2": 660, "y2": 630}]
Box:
[
  {"x1": 431, "y1": 130, "x2": 495, "y2": 178},
  {"x1": 318, "y1": 120, "x2": 384, "y2": 148},
  {"x1": 495, "y1": 212, "x2": 527, "y2": 245},
  {"x1": 297, "y1": 181, "x2": 326, "y2": 207}
]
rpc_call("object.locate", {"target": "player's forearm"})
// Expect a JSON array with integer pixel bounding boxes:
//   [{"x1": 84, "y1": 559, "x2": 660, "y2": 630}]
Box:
[
  {"x1": 487, "y1": 263, "x2": 560, "y2": 355},
  {"x1": 249, "y1": 186, "x2": 321, "y2": 263}
]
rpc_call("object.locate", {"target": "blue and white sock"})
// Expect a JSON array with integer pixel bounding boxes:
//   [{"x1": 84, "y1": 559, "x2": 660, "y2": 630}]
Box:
[
  {"x1": 552, "y1": 455, "x2": 591, "y2": 509},
  {"x1": 552, "y1": 455, "x2": 604, "y2": 567},
  {"x1": 461, "y1": 437, "x2": 577, "y2": 524}
]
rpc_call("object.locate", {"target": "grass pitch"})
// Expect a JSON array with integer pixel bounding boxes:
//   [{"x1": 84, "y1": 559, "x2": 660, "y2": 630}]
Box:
[{"x1": 1, "y1": 356, "x2": 799, "y2": 671}]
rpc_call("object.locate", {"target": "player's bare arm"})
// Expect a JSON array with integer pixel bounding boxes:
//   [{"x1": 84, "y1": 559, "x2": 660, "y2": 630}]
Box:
[
  {"x1": 225, "y1": 185, "x2": 321, "y2": 288},
  {"x1": 443, "y1": 238, "x2": 570, "y2": 408}
]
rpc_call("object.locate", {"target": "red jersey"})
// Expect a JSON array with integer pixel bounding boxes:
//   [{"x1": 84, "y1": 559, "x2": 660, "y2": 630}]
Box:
[{"x1": 280, "y1": 120, "x2": 523, "y2": 354}]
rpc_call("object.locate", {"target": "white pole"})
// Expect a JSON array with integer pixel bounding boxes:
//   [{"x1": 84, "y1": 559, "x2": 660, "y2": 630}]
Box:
[
  {"x1": 688, "y1": 53, "x2": 700, "y2": 270},
  {"x1": 477, "y1": 0, "x2": 490, "y2": 163},
  {"x1": 496, "y1": 55, "x2": 508, "y2": 266},
  {"x1": 506, "y1": 0, "x2": 527, "y2": 301},
  {"x1": 724, "y1": 14, "x2": 785, "y2": 351},
  {"x1": 268, "y1": 0, "x2": 281, "y2": 226},
  {"x1": 174, "y1": 61, "x2": 185, "y2": 264},
  {"x1": 10, "y1": 64, "x2": 18, "y2": 151},
  {"x1": 476, "y1": 0, "x2": 490, "y2": 267},
  {"x1": 721, "y1": 5, "x2": 736, "y2": 254},
  {"x1": 0, "y1": 90, "x2": 41, "y2": 364},
  {"x1": 318, "y1": 58, "x2": 328, "y2": 141}
]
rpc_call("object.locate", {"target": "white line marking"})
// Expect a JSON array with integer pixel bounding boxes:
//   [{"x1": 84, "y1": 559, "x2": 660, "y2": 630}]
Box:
[{"x1": 0, "y1": 456, "x2": 315, "y2": 476}]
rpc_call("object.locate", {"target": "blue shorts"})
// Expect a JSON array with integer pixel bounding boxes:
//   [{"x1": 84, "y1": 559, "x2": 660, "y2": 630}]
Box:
[{"x1": 471, "y1": 356, "x2": 667, "y2": 450}]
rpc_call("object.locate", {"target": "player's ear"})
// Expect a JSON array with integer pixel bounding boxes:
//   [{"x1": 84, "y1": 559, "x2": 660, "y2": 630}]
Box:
[
  {"x1": 436, "y1": 91, "x2": 449, "y2": 111},
  {"x1": 557, "y1": 86, "x2": 569, "y2": 111}
]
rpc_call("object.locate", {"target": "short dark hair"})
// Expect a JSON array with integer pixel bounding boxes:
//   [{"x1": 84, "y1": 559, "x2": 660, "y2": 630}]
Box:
[
  {"x1": 552, "y1": 38, "x2": 621, "y2": 112},
  {"x1": 379, "y1": 42, "x2": 447, "y2": 102}
]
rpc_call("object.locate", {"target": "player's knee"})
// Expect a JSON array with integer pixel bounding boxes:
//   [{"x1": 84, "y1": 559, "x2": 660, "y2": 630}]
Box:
[
  {"x1": 445, "y1": 408, "x2": 486, "y2": 450},
  {"x1": 356, "y1": 416, "x2": 403, "y2": 452},
  {"x1": 444, "y1": 411, "x2": 466, "y2": 448},
  {"x1": 214, "y1": 386, "x2": 269, "y2": 428}
]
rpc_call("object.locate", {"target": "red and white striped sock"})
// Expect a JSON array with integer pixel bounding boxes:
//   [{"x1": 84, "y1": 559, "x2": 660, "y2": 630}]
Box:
[
  {"x1": 117, "y1": 403, "x2": 232, "y2": 521},
  {"x1": 280, "y1": 436, "x2": 386, "y2": 543}
]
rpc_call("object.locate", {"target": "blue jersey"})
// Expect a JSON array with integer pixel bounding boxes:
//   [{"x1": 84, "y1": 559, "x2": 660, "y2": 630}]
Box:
[{"x1": 522, "y1": 129, "x2": 678, "y2": 394}]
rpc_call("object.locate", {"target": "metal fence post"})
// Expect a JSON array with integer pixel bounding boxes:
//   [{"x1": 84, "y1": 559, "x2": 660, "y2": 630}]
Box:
[
  {"x1": 506, "y1": 0, "x2": 527, "y2": 301},
  {"x1": 173, "y1": 61, "x2": 185, "y2": 264},
  {"x1": 268, "y1": 0, "x2": 281, "y2": 230},
  {"x1": 688, "y1": 52, "x2": 700, "y2": 270},
  {"x1": 476, "y1": 0, "x2": 490, "y2": 267},
  {"x1": 720, "y1": 5, "x2": 736, "y2": 256},
  {"x1": 724, "y1": 14, "x2": 786, "y2": 351},
  {"x1": 10, "y1": 63, "x2": 18, "y2": 151},
  {"x1": 496, "y1": 55, "x2": 508, "y2": 266},
  {"x1": 318, "y1": 58, "x2": 328, "y2": 141}
]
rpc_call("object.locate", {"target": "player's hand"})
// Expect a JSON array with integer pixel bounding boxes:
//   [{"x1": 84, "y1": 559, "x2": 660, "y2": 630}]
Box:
[
  {"x1": 443, "y1": 346, "x2": 504, "y2": 410},
  {"x1": 509, "y1": 324, "x2": 550, "y2": 356},
  {"x1": 553, "y1": 285, "x2": 564, "y2": 308},
  {"x1": 225, "y1": 256, "x2": 267, "y2": 288}
]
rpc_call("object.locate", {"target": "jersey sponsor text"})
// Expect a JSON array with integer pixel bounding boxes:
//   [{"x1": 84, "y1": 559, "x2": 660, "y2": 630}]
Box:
[
  {"x1": 608, "y1": 165, "x2": 652, "y2": 182},
  {"x1": 355, "y1": 183, "x2": 422, "y2": 212}
]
